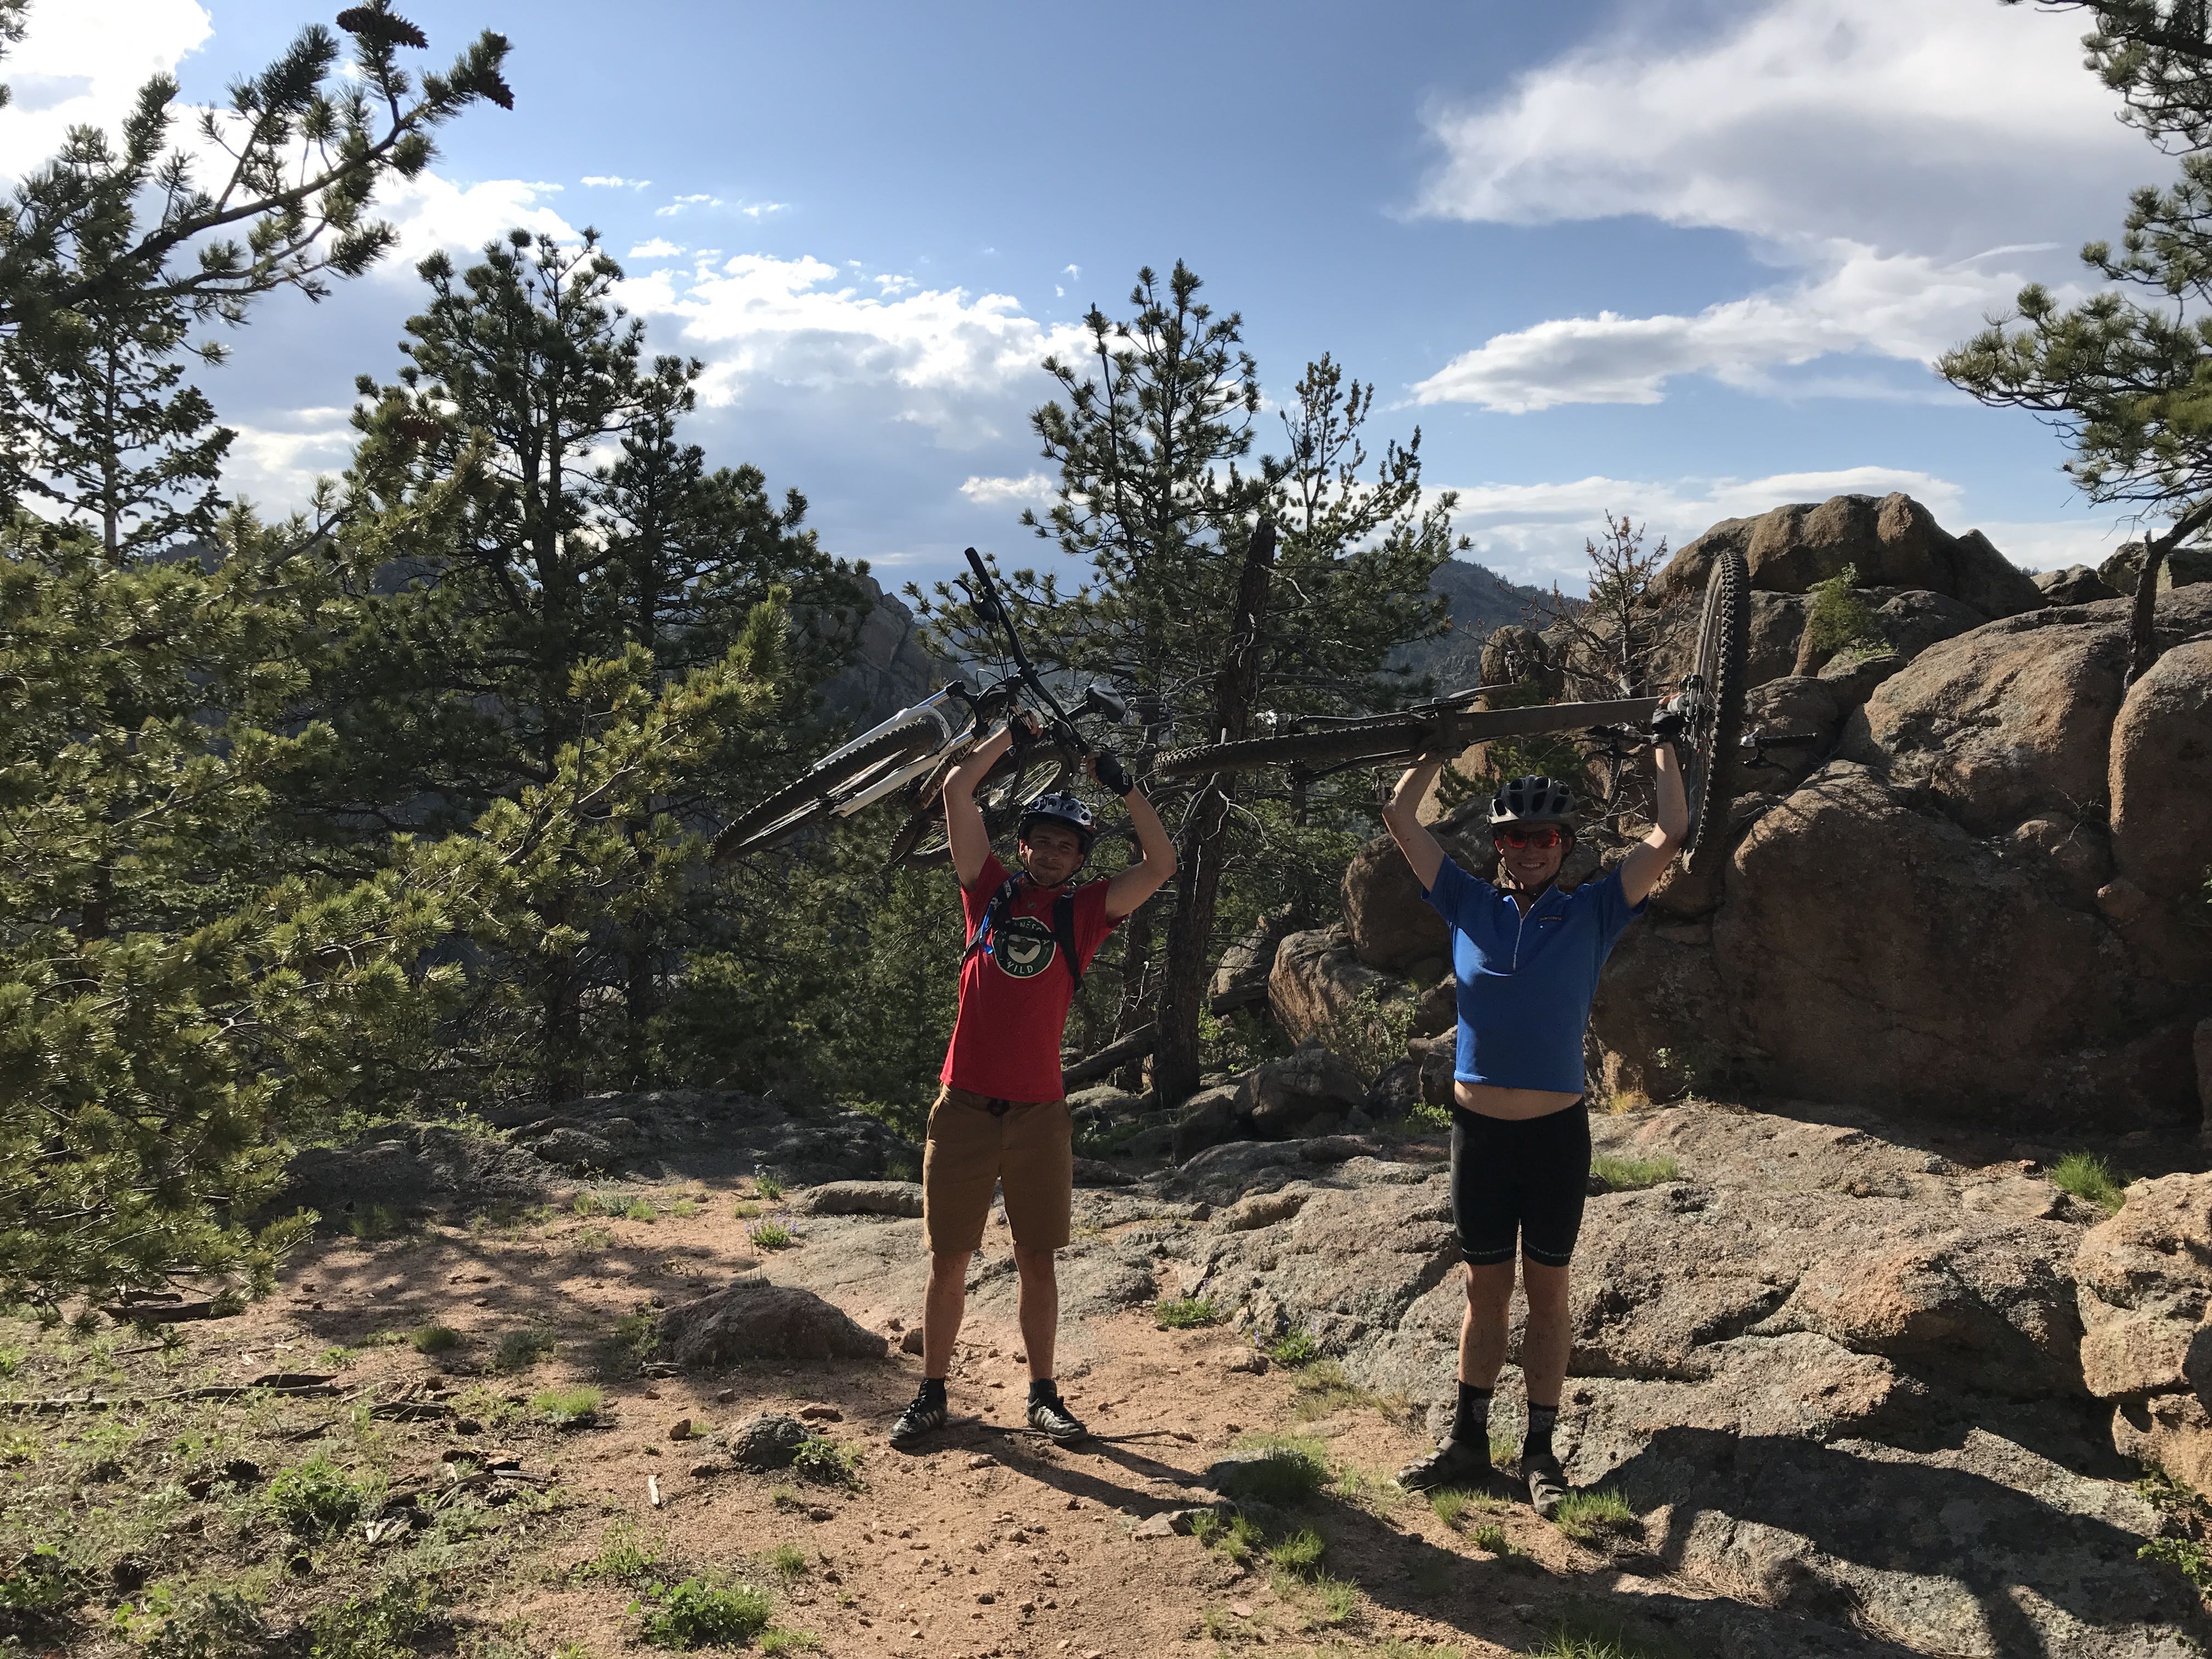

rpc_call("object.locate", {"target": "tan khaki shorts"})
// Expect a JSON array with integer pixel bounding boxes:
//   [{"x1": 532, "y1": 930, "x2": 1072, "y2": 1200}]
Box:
[{"x1": 922, "y1": 1085, "x2": 1073, "y2": 1256}]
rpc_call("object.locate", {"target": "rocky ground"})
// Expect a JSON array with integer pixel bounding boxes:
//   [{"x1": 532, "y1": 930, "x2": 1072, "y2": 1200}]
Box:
[{"x1": 9, "y1": 1089, "x2": 2212, "y2": 1659}]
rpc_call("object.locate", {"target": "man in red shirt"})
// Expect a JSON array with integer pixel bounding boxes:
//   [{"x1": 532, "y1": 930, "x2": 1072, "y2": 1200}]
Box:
[{"x1": 890, "y1": 718, "x2": 1176, "y2": 1449}]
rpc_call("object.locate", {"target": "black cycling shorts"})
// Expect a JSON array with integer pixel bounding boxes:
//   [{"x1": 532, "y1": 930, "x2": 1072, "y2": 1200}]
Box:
[{"x1": 1449, "y1": 1098, "x2": 1591, "y2": 1268}]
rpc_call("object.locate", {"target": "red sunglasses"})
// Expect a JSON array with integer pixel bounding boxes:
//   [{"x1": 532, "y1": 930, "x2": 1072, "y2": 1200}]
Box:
[{"x1": 1493, "y1": 826, "x2": 1566, "y2": 850}]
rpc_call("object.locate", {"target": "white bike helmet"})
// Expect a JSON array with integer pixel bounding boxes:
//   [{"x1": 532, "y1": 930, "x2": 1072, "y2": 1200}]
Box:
[
  {"x1": 1019, "y1": 792, "x2": 1096, "y2": 852},
  {"x1": 1489, "y1": 775, "x2": 1575, "y2": 830}
]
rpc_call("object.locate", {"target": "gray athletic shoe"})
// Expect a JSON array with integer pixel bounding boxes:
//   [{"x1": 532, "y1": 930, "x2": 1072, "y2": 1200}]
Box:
[
  {"x1": 1396, "y1": 1437, "x2": 1493, "y2": 1493},
  {"x1": 1521, "y1": 1449, "x2": 1569, "y2": 1519},
  {"x1": 889, "y1": 1388, "x2": 948, "y2": 1449}
]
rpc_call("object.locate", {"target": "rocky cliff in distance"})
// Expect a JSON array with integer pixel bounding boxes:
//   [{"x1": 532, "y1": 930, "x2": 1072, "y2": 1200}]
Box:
[
  {"x1": 1387, "y1": 556, "x2": 1556, "y2": 691},
  {"x1": 814, "y1": 571, "x2": 955, "y2": 730}
]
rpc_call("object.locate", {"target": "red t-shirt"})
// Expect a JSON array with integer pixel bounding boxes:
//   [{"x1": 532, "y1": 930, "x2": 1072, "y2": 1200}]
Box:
[{"x1": 940, "y1": 854, "x2": 1120, "y2": 1102}]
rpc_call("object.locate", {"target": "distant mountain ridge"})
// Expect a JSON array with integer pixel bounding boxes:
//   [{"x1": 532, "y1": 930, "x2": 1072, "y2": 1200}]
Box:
[{"x1": 1388, "y1": 556, "x2": 1557, "y2": 692}]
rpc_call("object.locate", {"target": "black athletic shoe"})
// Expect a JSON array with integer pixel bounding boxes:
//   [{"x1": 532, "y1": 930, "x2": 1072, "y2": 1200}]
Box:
[
  {"x1": 889, "y1": 1388, "x2": 948, "y2": 1449},
  {"x1": 1026, "y1": 1392, "x2": 1088, "y2": 1443},
  {"x1": 1520, "y1": 1449, "x2": 1568, "y2": 1519},
  {"x1": 1396, "y1": 1437, "x2": 1493, "y2": 1492}
]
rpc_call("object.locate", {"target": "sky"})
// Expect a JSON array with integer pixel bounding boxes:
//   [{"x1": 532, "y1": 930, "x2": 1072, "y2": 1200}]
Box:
[{"x1": 8, "y1": 0, "x2": 2179, "y2": 592}]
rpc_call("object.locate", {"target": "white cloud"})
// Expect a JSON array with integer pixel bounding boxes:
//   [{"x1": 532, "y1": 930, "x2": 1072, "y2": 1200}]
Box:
[
  {"x1": 1413, "y1": 243, "x2": 2023, "y2": 411},
  {"x1": 740, "y1": 201, "x2": 788, "y2": 219},
  {"x1": 582, "y1": 175, "x2": 651, "y2": 189},
  {"x1": 656, "y1": 193, "x2": 724, "y2": 217},
  {"x1": 1413, "y1": 0, "x2": 2147, "y2": 411},
  {"x1": 960, "y1": 473, "x2": 1057, "y2": 506},
  {"x1": 376, "y1": 174, "x2": 579, "y2": 263},
  {"x1": 626, "y1": 238, "x2": 684, "y2": 260},
  {"x1": 0, "y1": 0, "x2": 211, "y2": 180},
  {"x1": 617, "y1": 255, "x2": 1087, "y2": 447},
  {"x1": 221, "y1": 407, "x2": 356, "y2": 505}
]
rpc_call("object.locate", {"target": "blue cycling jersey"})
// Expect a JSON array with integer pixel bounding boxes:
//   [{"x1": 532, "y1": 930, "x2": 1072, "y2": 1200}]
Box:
[{"x1": 1421, "y1": 857, "x2": 1647, "y2": 1094}]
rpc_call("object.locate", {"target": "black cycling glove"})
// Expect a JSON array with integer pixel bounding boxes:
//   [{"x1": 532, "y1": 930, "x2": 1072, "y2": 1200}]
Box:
[
  {"x1": 1092, "y1": 749, "x2": 1136, "y2": 797},
  {"x1": 1650, "y1": 695, "x2": 1691, "y2": 744}
]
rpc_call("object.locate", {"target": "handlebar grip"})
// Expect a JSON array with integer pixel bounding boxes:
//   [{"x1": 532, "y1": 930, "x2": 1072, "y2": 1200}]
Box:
[{"x1": 963, "y1": 546, "x2": 991, "y2": 586}]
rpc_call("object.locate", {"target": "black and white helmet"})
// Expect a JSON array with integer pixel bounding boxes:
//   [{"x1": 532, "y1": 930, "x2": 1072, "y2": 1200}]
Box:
[
  {"x1": 1489, "y1": 775, "x2": 1575, "y2": 830},
  {"x1": 1019, "y1": 792, "x2": 1096, "y2": 850}
]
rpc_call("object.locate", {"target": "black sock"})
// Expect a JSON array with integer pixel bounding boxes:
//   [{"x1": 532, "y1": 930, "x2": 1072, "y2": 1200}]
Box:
[
  {"x1": 919, "y1": 1376, "x2": 947, "y2": 1408},
  {"x1": 1451, "y1": 1382, "x2": 1493, "y2": 1451},
  {"x1": 1524, "y1": 1402, "x2": 1558, "y2": 1459},
  {"x1": 1028, "y1": 1378, "x2": 1059, "y2": 1407}
]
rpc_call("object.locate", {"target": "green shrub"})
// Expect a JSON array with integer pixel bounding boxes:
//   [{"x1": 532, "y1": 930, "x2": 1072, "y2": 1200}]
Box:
[
  {"x1": 137, "y1": 1584, "x2": 270, "y2": 1659},
  {"x1": 2051, "y1": 1152, "x2": 2125, "y2": 1214},
  {"x1": 1219, "y1": 1440, "x2": 1329, "y2": 1504},
  {"x1": 748, "y1": 1220, "x2": 794, "y2": 1250},
  {"x1": 1190, "y1": 1509, "x2": 1261, "y2": 1564},
  {"x1": 0, "y1": 1346, "x2": 22, "y2": 1379},
  {"x1": 1589, "y1": 1154, "x2": 1680, "y2": 1192},
  {"x1": 573, "y1": 1223, "x2": 614, "y2": 1251},
  {"x1": 883, "y1": 1157, "x2": 917, "y2": 1182},
  {"x1": 573, "y1": 1192, "x2": 602, "y2": 1217},
  {"x1": 409, "y1": 1324, "x2": 460, "y2": 1355},
  {"x1": 1551, "y1": 1487, "x2": 1636, "y2": 1542},
  {"x1": 584, "y1": 1520, "x2": 675, "y2": 1587},
  {"x1": 0, "y1": 1543, "x2": 87, "y2": 1617},
  {"x1": 755, "y1": 1175, "x2": 786, "y2": 1201},
  {"x1": 1470, "y1": 1521, "x2": 1509, "y2": 1555},
  {"x1": 2141, "y1": 1534, "x2": 2212, "y2": 1594},
  {"x1": 758, "y1": 1629, "x2": 817, "y2": 1655},
  {"x1": 670, "y1": 1197, "x2": 700, "y2": 1219},
  {"x1": 623, "y1": 1198, "x2": 658, "y2": 1222},
  {"x1": 1267, "y1": 1527, "x2": 1325, "y2": 1575},
  {"x1": 531, "y1": 1385, "x2": 605, "y2": 1427},
  {"x1": 266, "y1": 1456, "x2": 369, "y2": 1539},
  {"x1": 1803, "y1": 563, "x2": 1884, "y2": 658},
  {"x1": 306, "y1": 1575, "x2": 438, "y2": 1659},
  {"x1": 1154, "y1": 1296, "x2": 1221, "y2": 1329},
  {"x1": 789, "y1": 1434, "x2": 859, "y2": 1488},
  {"x1": 634, "y1": 1576, "x2": 772, "y2": 1649},
  {"x1": 1269, "y1": 1331, "x2": 1321, "y2": 1368},
  {"x1": 765, "y1": 1541, "x2": 809, "y2": 1581},
  {"x1": 493, "y1": 1328, "x2": 556, "y2": 1372},
  {"x1": 347, "y1": 1203, "x2": 405, "y2": 1241},
  {"x1": 1430, "y1": 1487, "x2": 1473, "y2": 1526},
  {"x1": 1323, "y1": 983, "x2": 1418, "y2": 1086}
]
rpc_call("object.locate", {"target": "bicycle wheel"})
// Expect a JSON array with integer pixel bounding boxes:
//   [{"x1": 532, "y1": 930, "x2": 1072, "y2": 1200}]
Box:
[
  {"x1": 1680, "y1": 549, "x2": 1748, "y2": 875},
  {"x1": 887, "y1": 743, "x2": 1079, "y2": 868},
  {"x1": 1154, "y1": 714, "x2": 1436, "y2": 780},
  {"x1": 712, "y1": 720, "x2": 946, "y2": 864}
]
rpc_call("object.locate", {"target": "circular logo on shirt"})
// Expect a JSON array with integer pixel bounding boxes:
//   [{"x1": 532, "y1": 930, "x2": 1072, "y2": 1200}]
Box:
[{"x1": 993, "y1": 915, "x2": 1057, "y2": 979}]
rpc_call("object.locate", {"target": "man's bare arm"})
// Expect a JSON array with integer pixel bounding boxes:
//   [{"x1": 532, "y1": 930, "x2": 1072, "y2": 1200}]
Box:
[
  {"x1": 1101, "y1": 759, "x2": 1177, "y2": 921},
  {"x1": 1383, "y1": 755, "x2": 1450, "y2": 893},
  {"x1": 944, "y1": 723, "x2": 1020, "y2": 889},
  {"x1": 1618, "y1": 740, "x2": 1690, "y2": 907}
]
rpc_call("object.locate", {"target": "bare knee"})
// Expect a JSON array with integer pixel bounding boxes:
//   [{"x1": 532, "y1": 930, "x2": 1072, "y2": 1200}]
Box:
[
  {"x1": 1521, "y1": 1259, "x2": 1570, "y2": 1316},
  {"x1": 929, "y1": 1251, "x2": 973, "y2": 1287},
  {"x1": 1463, "y1": 1261, "x2": 1515, "y2": 1317},
  {"x1": 1013, "y1": 1245, "x2": 1058, "y2": 1282}
]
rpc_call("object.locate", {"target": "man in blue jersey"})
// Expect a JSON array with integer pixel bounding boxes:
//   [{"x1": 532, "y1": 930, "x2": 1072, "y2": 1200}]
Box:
[{"x1": 1380, "y1": 715, "x2": 1688, "y2": 1518}]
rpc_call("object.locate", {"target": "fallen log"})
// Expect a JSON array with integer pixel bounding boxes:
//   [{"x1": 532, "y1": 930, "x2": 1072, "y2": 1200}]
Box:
[{"x1": 1060, "y1": 1026, "x2": 1156, "y2": 1090}]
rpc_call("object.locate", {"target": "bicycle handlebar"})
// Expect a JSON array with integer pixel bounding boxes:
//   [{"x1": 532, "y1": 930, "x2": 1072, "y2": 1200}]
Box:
[{"x1": 960, "y1": 545, "x2": 1086, "y2": 748}]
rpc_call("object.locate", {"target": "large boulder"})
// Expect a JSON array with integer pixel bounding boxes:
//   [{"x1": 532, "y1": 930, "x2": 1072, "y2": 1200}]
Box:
[
  {"x1": 279, "y1": 1125, "x2": 556, "y2": 1224},
  {"x1": 657, "y1": 1279, "x2": 889, "y2": 1368},
  {"x1": 2038, "y1": 563, "x2": 2119, "y2": 605},
  {"x1": 1656, "y1": 492, "x2": 2045, "y2": 618},
  {"x1": 1267, "y1": 926, "x2": 1394, "y2": 1045},
  {"x1": 1209, "y1": 906, "x2": 1297, "y2": 1014},
  {"x1": 2076, "y1": 1174, "x2": 2212, "y2": 1491},
  {"x1": 2101, "y1": 540, "x2": 2212, "y2": 596},
  {"x1": 1342, "y1": 833, "x2": 1447, "y2": 973},
  {"x1": 2109, "y1": 640, "x2": 2212, "y2": 901},
  {"x1": 1244, "y1": 1045, "x2": 1368, "y2": 1138},
  {"x1": 1871, "y1": 587, "x2": 1988, "y2": 662}
]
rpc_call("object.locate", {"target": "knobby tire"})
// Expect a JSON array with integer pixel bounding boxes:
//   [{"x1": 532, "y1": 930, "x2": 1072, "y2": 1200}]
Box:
[
  {"x1": 1153, "y1": 714, "x2": 1436, "y2": 779},
  {"x1": 712, "y1": 720, "x2": 945, "y2": 863},
  {"x1": 1681, "y1": 549, "x2": 1748, "y2": 876}
]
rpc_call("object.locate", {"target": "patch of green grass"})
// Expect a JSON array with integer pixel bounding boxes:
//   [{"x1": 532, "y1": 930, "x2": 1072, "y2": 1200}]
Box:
[
  {"x1": 1375, "y1": 1643, "x2": 1464, "y2": 1659},
  {"x1": 883, "y1": 1157, "x2": 917, "y2": 1183},
  {"x1": 1220, "y1": 1437, "x2": 1330, "y2": 1504},
  {"x1": 768, "y1": 1485, "x2": 803, "y2": 1510},
  {"x1": 1493, "y1": 1434, "x2": 1522, "y2": 1469},
  {"x1": 1155, "y1": 1296, "x2": 1221, "y2": 1329},
  {"x1": 764, "y1": 1541, "x2": 809, "y2": 1582},
  {"x1": 1190, "y1": 1509, "x2": 1262, "y2": 1565},
  {"x1": 1266, "y1": 1527, "x2": 1325, "y2": 1575},
  {"x1": 409, "y1": 1324, "x2": 461, "y2": 1355},
  {"x1": 1288, "y1": 1359, "x2": 1372, "y2": 1422},
  {"x1": 1470, "y1": 1521, "x2": 1510, "y2": 1555},
  {"x1": 611, "y1": 1306, "x2": 660, "y2": 1362},
  {"x1": 306, "y1": 1574, "x2": 438, "y2": 1659},
  {"x1": 789, "y1": 1434, "x2": 859, "y2": 1488},
  {"x1": 758, "y1": 1629, "x2": 817, "y2": 1655},
  {"x1": 669, "y1": 1197, "x2": 700, "y2": 1219},
  {"x1": 633, "y1": 1576, "x2": 771, "y2": 1649},
  {"x1": 585, "y1": 1519, "x2": 676, "y2": 1587},
  {"x1": 731, "y1": 1199, "x2": 764, "y2": 1220},
  {"x1": 266, "y1": 1455, "x2": 370, "y2": 1540},
  {"x1": 1311, "y1": 1573, "x2": 1358, "y2": 1625},
  {"x1": 0, "y1": 1345, "x2": 20, "y2": 1379},
  {"x1": 754, "y1": 1176, "x2": 785, "y2": 1201},
  {"x1": 0, "y1": 1542, "x2": 88, "y2": 1618},
  {"x1": 748, "y1": 1220, "x2": 795, "y2": 1250},
  {"x1": 1551, "y1": 1487, "x2": 1637, "y2": 1542},
  {"x1": 1269, "y1": 1330, "x2": 1322, "y2": 1368},
  {"x1": 531, "y1": 1385, "x2": 605, "y2": 1427},
  {"x1": 573, "y1": 1191, "x2": 602, "y2": 1217},
  {"x1": 572, "y1": 1222, "x2": 615, "y2": 1251},
  {"x1": 2051, "y1": 1151, "x2": 2125, "y2": 1214},
  {"x1": 493, "y1": 1327, "x2": 556, "y2": 1372},
  {"x1": 1430, "y1": 1488, "x2": 1474, "y2": 1527},
  {"x1": 623, "y1": 1198, "x2": 659, "y2": 1222},
  {"x1": 1588, "y1": 1154, "x2": 1681, "y2": 1193},
  {"x1": 1523, "y1": 1607, "x2": 1691, "y2": 1659},
  {"x1": 318, "y1": 1344, "x2": 359, "y2": 1370},
  {"x1": 347, "y1": 1203, "x2": 405, "y2": 1240}
]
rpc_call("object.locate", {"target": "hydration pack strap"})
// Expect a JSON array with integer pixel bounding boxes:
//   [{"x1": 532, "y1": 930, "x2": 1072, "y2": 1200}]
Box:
[{"x1": 961, "y1": 876, "x2": 1084, "y2": 988}]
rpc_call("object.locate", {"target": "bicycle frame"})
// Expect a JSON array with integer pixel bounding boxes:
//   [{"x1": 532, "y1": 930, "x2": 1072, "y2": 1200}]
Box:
[{"x1": 809, "y1": 686, "x2": 969, "y2": 821}]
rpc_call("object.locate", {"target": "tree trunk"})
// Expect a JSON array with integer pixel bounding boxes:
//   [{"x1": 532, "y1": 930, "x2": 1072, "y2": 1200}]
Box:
[
  {"x1": 1152, "y1": 517, "x2": 1278, "y2": 1108},
  {"x1": 2129, "y1": 500, "x2": 2212, "y2": 684}
]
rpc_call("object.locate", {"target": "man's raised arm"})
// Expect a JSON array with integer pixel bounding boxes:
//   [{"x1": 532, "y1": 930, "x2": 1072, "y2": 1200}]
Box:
[
  {"x1": 1383, "y1": 755, "x2": 1451, "y2": 894},
  {"x1": 944, "y1": 722, "x2": 1021, "y2": 889},
  {"x1": 1101, "y1": 757, "x2": 1176, "y2": 921}
]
